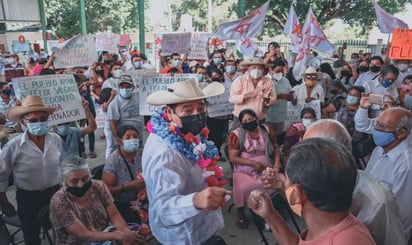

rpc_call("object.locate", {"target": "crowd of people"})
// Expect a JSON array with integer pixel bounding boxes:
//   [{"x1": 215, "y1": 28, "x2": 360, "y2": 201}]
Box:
[{"x1": 0, "y1": 39, "x2": 410, "y2": 245}]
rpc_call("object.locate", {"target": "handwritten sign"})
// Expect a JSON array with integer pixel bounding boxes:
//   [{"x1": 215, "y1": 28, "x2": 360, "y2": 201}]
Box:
[
  {"x1": 94, "y1": 103, "x2": 105, "y2": 129},
  {"x1": 123, "y1": 69, "x2": 157, "y2": 92},
  {"x1": 52, "y1": 35, "x2": 97, "y2": 69},
  {"x1": 139, "y1": 74, "x2": 198, "y2": 115},
  {"x1": 161, "y1": 32, "x2": 191, "y2": 56},
  {"x1": 95, "y1": 32, "x2": 121, "y2": 54},
  {"x1": 188, "y1": 32, "x2": 211, "y2": 60},
  {"x1": 389, "y1": 29, "x2": 412, "y2": 60},
  {"x1": 12, "y1": 74, "x2": 86, "y2": 125},
  {"x1": 286, "y1": 100, "x2": 321, "y2": 122},
  {"x1": 207, "y1": 83, "x2": 233, "y2": 117}
]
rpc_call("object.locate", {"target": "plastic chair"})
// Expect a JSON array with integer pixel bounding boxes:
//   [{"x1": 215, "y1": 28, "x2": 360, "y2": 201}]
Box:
[
  {"x1": 91, "y1": 165, "x2": 104, "y2": 180},
  {"x1": 38, "y1": 205, "x2": 54, "y2": 245}
]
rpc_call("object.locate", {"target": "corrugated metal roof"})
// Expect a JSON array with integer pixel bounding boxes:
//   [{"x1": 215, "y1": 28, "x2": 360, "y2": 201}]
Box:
[{"x1": 0, "y1": 0, "x2": 40, "y2": 22}]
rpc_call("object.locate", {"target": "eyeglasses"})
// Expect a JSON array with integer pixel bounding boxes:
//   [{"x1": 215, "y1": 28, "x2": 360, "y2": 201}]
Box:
[
  {"x1": 23, "y1": 116, "x2": 48, "y2": 123},
  {"x1": 305, "y1": 75, "x2": 318, "y2": 80},
  {"x1": 373, "y1": 120, "x2": 400, "y2": 131}
]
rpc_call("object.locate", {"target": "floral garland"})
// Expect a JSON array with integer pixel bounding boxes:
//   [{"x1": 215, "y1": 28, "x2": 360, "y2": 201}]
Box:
[{"x1": 147, "y1": 110, "x2": 226, "y2": 187}]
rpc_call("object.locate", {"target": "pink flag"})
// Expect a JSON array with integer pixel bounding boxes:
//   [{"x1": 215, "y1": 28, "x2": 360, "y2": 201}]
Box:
[
  {"x1": 374, "y1": 2, "x2": 408, "y2": 34},
  {"x1": 283, "y1": 5, "x2": 302, "y2": 53},
  {"x1": 217, "y1": 1, "x2": 270, "y2": 40}
]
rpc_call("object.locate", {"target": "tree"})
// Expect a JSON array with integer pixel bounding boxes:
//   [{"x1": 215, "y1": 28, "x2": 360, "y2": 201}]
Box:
[{"x1": 237, "y1": 0, "x2": 411, "y2": 37}]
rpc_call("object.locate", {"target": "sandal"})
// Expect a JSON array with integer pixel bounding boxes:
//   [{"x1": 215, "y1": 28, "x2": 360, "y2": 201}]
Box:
[{"x1": 236, "y1": 218, "x2": 249, "y2": 229}]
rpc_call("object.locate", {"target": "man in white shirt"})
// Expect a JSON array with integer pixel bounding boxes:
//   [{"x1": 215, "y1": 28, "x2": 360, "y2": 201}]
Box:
[{"x1": 354, "y1": 56, "x2": 384, "y2": 87}]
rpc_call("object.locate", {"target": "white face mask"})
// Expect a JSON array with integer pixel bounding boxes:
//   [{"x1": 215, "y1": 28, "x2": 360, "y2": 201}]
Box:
[
  {"x1": 272, "y1": 72, "x2": 283, "y2": 81},
  {"x1": 112, "y1": 70, "x2": 122, "y2": 78},
  {"x1": 302, "y1": 118, "x2": 315, "y2": 128},
  {"x1": 249, "y1": 68, "x2": 263, "y2": 79}
]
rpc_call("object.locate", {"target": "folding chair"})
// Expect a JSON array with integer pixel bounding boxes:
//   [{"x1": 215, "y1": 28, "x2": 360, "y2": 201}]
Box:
[{"x1": 38, "y1": 205, "x2": 54, "y2": 245}]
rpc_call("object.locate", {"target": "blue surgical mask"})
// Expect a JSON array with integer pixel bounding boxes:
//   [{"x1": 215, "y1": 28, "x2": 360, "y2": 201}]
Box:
[
  {"x1": 172, "y1": 60, "x2": 181, "y2": 67},
  {"x1": 123, "y1": 139, "x2": 140, "y2": 152},
  {"x1": 134, "y1": 62, "x2": 142, "y2": 69},
  {"x1": 26, "y1": 122, "x2": 49, "y2": 136},
  {"x1": 57, "y1": 124, "x2": 71, "y2": 136},
  {"x1": 197, "y1": 74, "x2": 204, "y2": 82},
  {"x1": 372, "y1": 128, "x2": 396, "y2": 147},
  {"x1": 225, "y1": 65, "x2": 235, "y2": 73},
  {"x1": 213, "y1": 58, "x2": 222, "y2": 64},
  {"x1": 346, "y1": 95, "x2": 360, "y2": 105},
  {"x1": 381, "y1": 79, "x2": 392, "y2": 88},
  {"x1": 119, "y1": 88, "x2": 133, "y2": 98},
  {"x1": 302, "y1": 119, "x2": 314, "y2": 128}
]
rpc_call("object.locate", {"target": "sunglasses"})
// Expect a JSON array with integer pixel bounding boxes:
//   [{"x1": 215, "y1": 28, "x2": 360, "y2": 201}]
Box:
[
  {"x1": 305, "y1": 75, "x2": 318, "y2": 80},
  {"x1": 23, "y1": 116, "x2": 48, "y2": 123}
]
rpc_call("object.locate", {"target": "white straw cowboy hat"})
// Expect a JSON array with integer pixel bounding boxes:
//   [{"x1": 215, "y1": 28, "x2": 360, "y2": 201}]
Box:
[
  {"x1": 242, "y1": 57, "x2": 269, "y2": 68},
  {"x1": 300, "y1": 67, "x2": 323, "y2": 80},
  {"x1": 146, "y1": 79, "x2": 225, "y2": 105},
  {"x1": 7, "y1": 95, "x2": 56, "y2": 123}
]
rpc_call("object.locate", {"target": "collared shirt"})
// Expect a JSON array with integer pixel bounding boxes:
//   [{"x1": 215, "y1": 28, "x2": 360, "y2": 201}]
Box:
[
  {"x1": 365, "y1": 140, "x2": 412, "y2": 238},
  {"x1": 292, "y1": 82, "x2": 325, "y2": 103},
  {"x1": 364, "y1": 77, "x2": 399, "y2": 118},
  {"x1": 102, "y1": 77, "x2": 119, "y2": 90},
  {"x1": 142, "y1": 134, "x2": 224, "y2": 245},
  {"x1": 229, "y1": 73, "x2": 276, "y2": 120},
  {"x1": 354, "y1": 71, "x2": 379, "y2": 87},
  {"x1": 0, "y1": 97, "x2": 16, "y2": 128},
  {"x1": 266, "y1": 76, "x2": 292, "y2": 123},
  {"x1": 352, "y1": 170, "x2": 406, "y2": 245},
  {"x1": 0, "y1": 131, "x2": 63, "y2": 192},
  {"x1": 223, "y1": 71, "x2": 242, "y2": 84},
  {"x1": 107, "y1": 93, "x2": 144, "y2": 134}
]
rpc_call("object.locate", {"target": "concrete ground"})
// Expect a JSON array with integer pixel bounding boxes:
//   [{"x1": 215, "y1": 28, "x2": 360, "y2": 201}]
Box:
[{"x1": 4, "y1": 128, "x2": 305, "y2": 244}]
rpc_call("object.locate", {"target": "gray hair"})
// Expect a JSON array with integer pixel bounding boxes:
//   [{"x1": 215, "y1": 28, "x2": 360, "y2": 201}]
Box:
[
  {"x1": 396, "y1": 109, "x2": 412, "y2": 133},
  {"x1": 304, "y1": 119, "x2": 352, "y2": 151},
  {"x1": 60, "y1": 156, "x2": 91, "y2": 182}
]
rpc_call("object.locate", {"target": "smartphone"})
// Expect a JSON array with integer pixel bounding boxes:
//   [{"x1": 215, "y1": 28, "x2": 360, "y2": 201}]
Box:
[{"x1": 368, "y1": 94, "x2": 384, "y2": 105}]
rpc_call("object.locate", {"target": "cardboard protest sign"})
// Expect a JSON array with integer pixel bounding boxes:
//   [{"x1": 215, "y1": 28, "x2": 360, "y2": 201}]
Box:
[
  {"x1": 12, "y1": 74, "x2": 86, "y2": 125},
  {"x1": 207, "y1": 83, "x2": 233, "y2": 117},
  {"x1": 122, "y1": 69, "x2": 157, "y2": 92},
  {"x1": 161, "y1": 32, "x2": 191, "y2": 56},
  {"x1": 95, "y1": 32, "x2": 121, "y2": 54},
  {"x1": 188, "y1": 32, "x2": 211, "y2": 60},
  {"x1": 139, "y1": 74, "x2": 198, "y2": 115},
  {"x1": 52, "y1": 35, "x2": 97, "y2": 69},
  {"x1": 287, "y1": 100, "x2": 321, "y2": 122},
  {"x1": 389, "y1": 29, "x2": 412, "y2": 60},
  {"x1": 93, "y1": 103, "x2": 105, "y2": 129}
]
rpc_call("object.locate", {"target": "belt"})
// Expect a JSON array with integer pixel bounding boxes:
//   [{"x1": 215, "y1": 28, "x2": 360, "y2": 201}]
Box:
[{"x1": 17, "y1": 184, "x2": 61, "y2": 194}]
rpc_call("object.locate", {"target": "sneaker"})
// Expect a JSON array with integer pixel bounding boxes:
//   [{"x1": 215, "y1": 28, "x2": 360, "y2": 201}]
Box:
[{"x1": 89, "y1": 152, "x2": 97, "y2": 158}]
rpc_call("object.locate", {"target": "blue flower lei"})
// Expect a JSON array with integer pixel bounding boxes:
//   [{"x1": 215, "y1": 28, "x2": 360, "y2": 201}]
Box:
[{"x1": 148, "y1": 110, "x2": 219, "y2": 162}]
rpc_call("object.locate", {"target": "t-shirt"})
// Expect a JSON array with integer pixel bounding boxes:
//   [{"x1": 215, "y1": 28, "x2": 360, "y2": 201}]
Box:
[
  {"x1": 299, "y1": 214, "x2": 375, "y2": 245},
  {"x1": 50, "y1": 180, "x2": 113, "y2": 245}
]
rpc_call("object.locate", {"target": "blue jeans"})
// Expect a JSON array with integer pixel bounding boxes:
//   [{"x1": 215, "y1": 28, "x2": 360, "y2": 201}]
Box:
[{"x1": 16, "y1": 185, "x2": 60, "y2": 245}]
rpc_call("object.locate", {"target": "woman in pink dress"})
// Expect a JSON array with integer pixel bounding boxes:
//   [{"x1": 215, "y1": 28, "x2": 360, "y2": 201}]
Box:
[{"x1": 228, "y1": 109, "x2": 281, "y2": 229}]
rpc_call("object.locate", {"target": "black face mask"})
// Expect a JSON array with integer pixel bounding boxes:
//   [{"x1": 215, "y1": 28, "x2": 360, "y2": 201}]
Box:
[
  {"x1": 358, "y1": 66, "x2": 369, "y2": 72},
  {"x1": 104, "y1": 60, "x2": 112, "y2": 65},
  {"x1": 95, "y1": 70, "x2": 104, "y2": 77},
  {"x1": 370, "y1": 65, "x2": 381, "y2": 73},
  {"x1": 242, "y1": 120, "x2": 258, "y2": 131},
  {"x1": 341, "y1": 70, "x2": 350, "y2": 77},
  {"x1": 66, "y1": 180, "x2": 92, "y2": 197},
  {"x1": 179, "y1": 113, "x2": 207, "y2": 135},
  {"x1": 211, "y1": 77, "x2": 221, "y2": 82}
]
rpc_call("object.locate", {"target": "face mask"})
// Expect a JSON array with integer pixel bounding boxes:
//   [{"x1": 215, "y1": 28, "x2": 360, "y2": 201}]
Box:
[
  {"x1": 381, "y1": 79, "x2": 392, "y2": 88},
  {"x1": 341, "y1": 70, "x2": 350, "y2": 77},
  {"x1": 211, "y1": 77, "x2": 221, "y2": 82},
  {"x1": 346, "y1": 95, "x2": 360, "y2": 105},
  {"x1": 242, "y1": 120, "x2": 258, "y2": 131},
  {"x1": 285, "y1": 186, "x2": 302, "y2": 217},
  {"x1": 404, "y1": 95, "x2": 412, "y2": 110},
  {"x1": 26, "y1": 122, "x2": 49, "y2": 136},
  {"x1": 95, "y1": 70, "x2": 104, "y2": 77},
  {"x1": 2, "y1": 88, "x2": 11, "y2": 96},
  {"x1": 225, "y1": 65, "x2": 235, "y2": 73},
  {"x1": 66, "y1": 180, "x2": 92, "y2": 197},
  {"x1": 370, "y1": 65, "x2": 381, "y2": 73},
  {"x1": 134, "y1": 61, "x2": 142, "y2": 69},
  {"x1": 119, "y1": 88, "x2": 133, "y2": 98},
  {"x1": 351, "y1": 58, "x2": 359, "y2": 64},
  {"x1": 213, "y1": 58, "x2": 222, "y2": 64},
  {"x1": 397, "y1": 63, "x2": 409, "y2": 72},
  {"x1": 302, "y1": 118, "x2": 314, "y2": 128},
  {"x1": 179, "y1": 112, "x2": 207, "y2": 135},
  {"x1": 372, "y1": 128, "x2": 396, "y2": 147},
  {"x1": 112, "y1": 70, "x2": 122, "y2": 78},
  {"x1": 104, "y1": 60, "x2": 112, "y2": 65},
  {"x1": 197, "y1": 74, "x2": 204, "y2": 82},
  {"x1": 172, "y1": 60, "x2": 181, "y2": 67},
  {"x1": 249, "y1": 68, "x2": 263, "y2": 79},
  {"x1": 272, "y1": 73, "x2": 282, "y2": 81},
  {"x1": 401, "y1": 84, "x2": 409, "y2": 93},
  {"x1": 358, "y1": 66, "x2": 369, "y2": 72},
  {"x1": 122, "y1": 139, "x2": 140, "y2": 152},
  {"x1": 57, "y1": 124, "x2": 71, "y2": 136}
]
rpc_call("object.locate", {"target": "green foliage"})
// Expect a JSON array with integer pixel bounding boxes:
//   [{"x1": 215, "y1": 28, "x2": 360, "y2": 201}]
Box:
[{"x1": 44, "y1": 0, "x2": 151, "y2": 38}]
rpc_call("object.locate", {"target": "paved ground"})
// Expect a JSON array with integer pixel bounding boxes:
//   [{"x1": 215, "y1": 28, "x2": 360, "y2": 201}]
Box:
[{"x1": 4, "y1": 128, "x2": 305, "y2": 244}]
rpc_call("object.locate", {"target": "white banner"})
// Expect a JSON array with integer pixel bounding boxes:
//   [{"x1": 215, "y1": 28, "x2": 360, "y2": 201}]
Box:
[
  {"x1": 93, "y1": 103, "x2": 105, "y2": 129},
  {"x1": 122, "y1": 69, "x2": 157, "y2": 92},
  {"x1": 12, "y1": 74, "x2": 86, "y2": 125},
  {"x1": 161, "y1": 32, "x2": 192, "y2": 56},
  {"x1": 207, "y1": 83, "x2": 233, "y2": 117},
  {"x1": 188, "y1": 32, "x2": 211, "y2": 60},
  {"x1": 95, "y1": 32, "x2": 121, "y2": 53},
  {"x1": 286, "y1": 100, "x2": 321, "y2": 122},
  {"x1": 52, "y1": 35, "x2": 97, "y2": 69}
]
